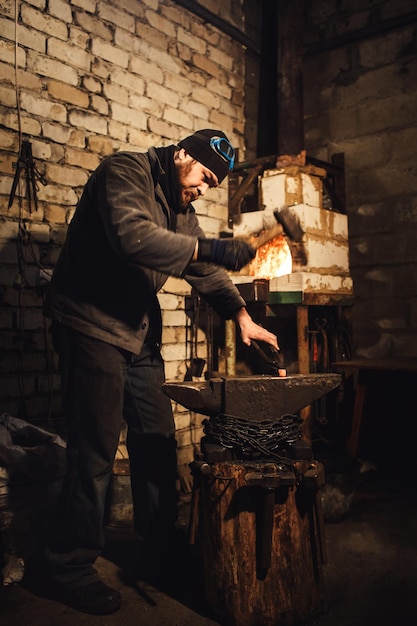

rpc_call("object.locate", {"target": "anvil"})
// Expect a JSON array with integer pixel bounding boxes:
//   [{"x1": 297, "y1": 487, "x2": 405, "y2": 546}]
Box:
[{"x1": 162, "y1": 373, "x2": 341, "y2": 421}]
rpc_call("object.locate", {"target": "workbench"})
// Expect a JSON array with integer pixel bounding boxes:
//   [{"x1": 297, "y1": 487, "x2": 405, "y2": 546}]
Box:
[{"x1": 332, "y1": 357, "x2": 417, "y2": 458}]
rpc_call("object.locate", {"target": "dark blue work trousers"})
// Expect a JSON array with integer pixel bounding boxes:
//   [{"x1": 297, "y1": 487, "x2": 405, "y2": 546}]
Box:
[{"x1": 46, "y1": 322, "x2": 178, "y2": 588}]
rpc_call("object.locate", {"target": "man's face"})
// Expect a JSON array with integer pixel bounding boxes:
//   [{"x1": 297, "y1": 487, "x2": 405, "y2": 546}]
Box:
[{"x1": 174, "y1": 149, "x2": 219, "y2": 210}]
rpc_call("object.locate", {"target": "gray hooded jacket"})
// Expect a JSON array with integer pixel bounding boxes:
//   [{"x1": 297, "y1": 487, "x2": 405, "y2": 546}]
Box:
[{"x1": 46, "y1": 147, "x2": 246, "y2": 355}]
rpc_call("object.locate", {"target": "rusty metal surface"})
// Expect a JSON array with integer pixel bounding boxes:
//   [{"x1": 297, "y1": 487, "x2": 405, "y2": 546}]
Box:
[{"x1": 162, "y1": 373, "x2": 341, "y2": 421}]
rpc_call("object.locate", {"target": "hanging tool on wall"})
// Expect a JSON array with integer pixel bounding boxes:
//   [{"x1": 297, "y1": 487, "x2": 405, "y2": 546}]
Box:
[{"x1": 8, "y1": 140, "x2": 47, "y2": 212}]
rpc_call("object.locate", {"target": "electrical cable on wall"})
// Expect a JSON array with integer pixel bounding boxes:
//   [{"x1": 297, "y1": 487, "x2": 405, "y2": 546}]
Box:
[{"x1": 8, "y1": 0, "x2": 53, "y2": 425}]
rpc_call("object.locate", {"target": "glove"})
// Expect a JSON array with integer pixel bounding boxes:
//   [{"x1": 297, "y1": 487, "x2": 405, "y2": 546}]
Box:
[{"x1": 197, "y1": 238, "x2": 256, "y2": 271}]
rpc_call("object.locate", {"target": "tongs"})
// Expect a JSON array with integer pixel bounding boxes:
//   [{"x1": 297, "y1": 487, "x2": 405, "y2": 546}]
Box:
[{"x1": 251, "y1": 339, "x2": 286, "y2": 376}]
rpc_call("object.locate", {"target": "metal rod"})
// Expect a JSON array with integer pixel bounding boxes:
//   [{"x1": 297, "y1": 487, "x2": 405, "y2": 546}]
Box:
[
  {"x1": 305, "y1": 10, "x2": 417, "y2": 56},
  {"x1": 173, "y1": 0, "x2": 260, "y2": 55}
]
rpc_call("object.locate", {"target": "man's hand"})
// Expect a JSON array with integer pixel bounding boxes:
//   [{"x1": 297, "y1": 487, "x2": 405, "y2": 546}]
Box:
[
  {"x1": 234, "y1": 308, "x2": 278, "y2": 349},
  {"x1": 234, "y1": 308, "x2": 286, "y2": 377},
  {"x1": 196, "y1": 238, "x2": 256, "y2": 271}
]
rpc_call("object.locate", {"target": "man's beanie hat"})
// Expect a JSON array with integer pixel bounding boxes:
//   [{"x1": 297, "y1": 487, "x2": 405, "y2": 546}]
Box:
[{"x1": 178, "y1": 129, "x2": 234, "y2": 183}]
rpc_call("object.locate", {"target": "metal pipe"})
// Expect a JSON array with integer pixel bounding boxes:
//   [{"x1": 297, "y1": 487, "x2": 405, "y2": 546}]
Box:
[
  {"x1": 305, "y1": 10, "x2": 417, "y2": 56},
  {"x1": 174, "y1": 1, "x2": 417, "y2": 61},
  {"x1": 173, "y1": 0, "x2": 260, "y2": 55}
]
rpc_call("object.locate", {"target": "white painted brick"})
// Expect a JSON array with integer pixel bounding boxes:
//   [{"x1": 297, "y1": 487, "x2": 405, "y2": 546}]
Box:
[
  {"x1": 114, "y1": 27, "x2": 141, "y2": 54},
  {"x1": 296, "y1": 234, "x2": 350, "y2": 274},
  {"x1": 48, "y1": 80, "x2": 89, "y2": 107},
  {"x1": 71, "y1": 0, "x2": 95, "y2": 13},
  {"x1": 69, "y1": 110, "x2": 107, "y2": 134},
  {"x1": 3, "y1": 111, "x2": 42, "y2": 136},
  {"x1": 261, "y1": 168, "x2": 324, "y2": 209},
  {"x1": 82, "y1": 75, "x2": 102, "y2": 94},
  {"x1": 0, "y1": 239, "x2": 17, "y2": 268},
  {"x1": 36, "y1": 182, "x2": 78, "y2": 205},
  {"x1": 65, "y1": 147, "x2": 100, "y2": 171},
  {"x1": 0, "y1": 17, "x2": 46, "y2": 53},
  {"x1": 191, "y1": 85, "x2": 220, "y2": 109},
  {"x1": 164, "y1": 359, "x2": 187, "y2": 382},
  {"x1": 138, "y1": 0, "x2": 158, "y2": 10},
  {"x1": 162, "y1": 309, "x2": 187, "y2": 327},
  {"x1": 289, "y1": 204, "x2": 348, "y2": 241},
  {"x1": 31, "y1": 138, "x2": 52, "y2": 159},
  {"x1": 206, "y1": 77, "x2": 232, "y2": 100},
  {"x1": 164, "y1": 105, "x2": 193, "y2": 129},
  {"x1": 175, "y1": 429, "x2": 193, "y2": 448},
  {"x1": 196, "y1": 214, "x2": 224, "y2": 237},
  {"x1": 91, "y1": 94, "x2": 109, "y2": 115},
  {"x1": 107, "y1": 120, "x2": 128, "y2": 142},
  {"x1": 46, "y1": 163, "x2": 89, "y2": 187},
  {"x1": 161, "y1": 277, "x2": 191, "y2": 296},
  {"x1": 68, "y1": 129, "x2": 86, "y2": 148},
  {"x1": 103, "y1": 82, "x2": 129, "y2": 105},
  {"x1": 180, "y1": 98, "x2": 209, "y2": 121},
  {"x1": 164, "y1": 71, "x2": 193, "y2": 96},
  {"x1": 74, "y1": 10, "x2": 113, "y2": 40},
  {"x1": 158, "y1": 293, "x2": 181, "y2": 310},
  {"x1": 28, "y1": 51, "x2": 79, "y2": 85},
  {"x1": 49, "y1": 0, "x2": 72, "y2": 24},
  {"x1": 110, "y1": 102, "x2": 147, "y2": 130},
  {"x1": 0, "y1": 84, "x2": 16, "y2": 107},
  {"x1": 129, "y1": 93, "x2": 164, "y2": 117},
  {"x1": 69, "y1": 26, "x2": 89, "y2": 49},
  {"x1": 91, "y1": 38, "x2": 129, "y2": 68},
  {"x1": 21, "y1": 5, "x2": 68, "y2": 40},
  {"x1": 147, "y1": 82, "x2": 180, "y2": 107},
  {"x1": 111, "y1": 66, "x2": 145, "y2": 94},
  {"x1": 0, "y1": 37, "x2": 26, "y2": 67},
  {"x1": 98, "y1": 3, "x2": 135, "y2": 32},
  {"x1": 0, "y1": 128, "x2": 19, "y2": 150},
  {"x1": 129, "y1": 56, "x2": 163, "y2": 83},
  {"x1": 175, "y1": 412, "x2": 192, "y2": 431},
  {"x1": 269, "y1": 273, "x2": 354, "y2": 295},
  {"x1": 209, "y1": 46, "x2": 234, "y2": 71},
  {"x1": 117, "y1": 0, "x2": 147, "y2": 16},
  {"x1": 0, "y1": 218, "x2": 19, "y2": 241},
  {"x1": 145, "y1": 9, "x2": 176, "y2": 38},
  {"x1": 27, "y1": 223, "x2": 50, "y2": 243},
  {"x1": 47, "y1": 37, "x2": 90, "y2": 71},
  {"x1": 149, "y1": 45, "x2": 183, "y2": 73},
  {"x1": 19, "y1": 91, "x2": 67, "y2": 122},
  {"x1": 161, "y1": 344, "x2": 187, "y2": 362},
  {"x1": 177, "y1": 27, "x2": 207, "y2": 54}
]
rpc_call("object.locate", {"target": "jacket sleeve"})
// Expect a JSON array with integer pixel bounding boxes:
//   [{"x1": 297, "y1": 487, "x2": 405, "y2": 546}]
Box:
[
  {"x1": 94, "y1": 152, "x2": 197, "y2": 277},
  {"x1": 176, "y1": 211, "x2": 247, "y2": 320}
]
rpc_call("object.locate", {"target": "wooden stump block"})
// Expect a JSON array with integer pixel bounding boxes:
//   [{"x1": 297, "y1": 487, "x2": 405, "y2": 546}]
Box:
[{"x1": 198, "y1": 460, "x2": 325, "y2": 626}]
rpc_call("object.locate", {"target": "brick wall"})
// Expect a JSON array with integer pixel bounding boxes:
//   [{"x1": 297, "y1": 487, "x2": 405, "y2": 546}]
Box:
[
  {"x1": 0, "y1": 0, "x2": 245, "y2": 470},
  {"x1": 303, "y1": 0, "x2": 417, "y2": 358}
]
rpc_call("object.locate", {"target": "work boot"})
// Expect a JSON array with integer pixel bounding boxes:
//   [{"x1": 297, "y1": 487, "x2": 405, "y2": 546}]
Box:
[
  {"x1": 23, "y1": 562, "x2": 121, "y2": 616},
  {"x1": 62, "y1": 580, "x2": 121, "y2": 615}
]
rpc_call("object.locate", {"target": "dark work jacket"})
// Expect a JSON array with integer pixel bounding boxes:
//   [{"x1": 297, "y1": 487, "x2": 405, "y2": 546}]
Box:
[{"x1": 45, "y1": 148, "x2": 246, "y2": 355}]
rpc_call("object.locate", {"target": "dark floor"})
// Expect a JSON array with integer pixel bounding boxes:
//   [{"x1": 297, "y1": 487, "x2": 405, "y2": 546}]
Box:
[{"x1": 1, "y1": 454, "x2": 417, "y2": 626}]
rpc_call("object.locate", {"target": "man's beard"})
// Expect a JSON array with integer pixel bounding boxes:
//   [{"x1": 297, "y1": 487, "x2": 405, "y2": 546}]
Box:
[{"x1": 174, "y1": 160, "x2": 196, "y2": 212}]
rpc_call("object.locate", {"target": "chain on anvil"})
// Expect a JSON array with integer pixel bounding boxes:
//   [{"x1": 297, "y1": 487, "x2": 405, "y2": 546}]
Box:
[
  {"x1": 202, "y1": 413, "x2": 303, "y2": 466},
  {"x1": 8, "y1": 140, "x2": 47, "y2": 212}
]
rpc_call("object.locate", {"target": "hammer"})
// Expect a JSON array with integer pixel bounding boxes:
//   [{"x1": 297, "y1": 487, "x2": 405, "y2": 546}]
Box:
[{"x1": 241, "y1": 205, "x2": 308, "y2": 265}]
